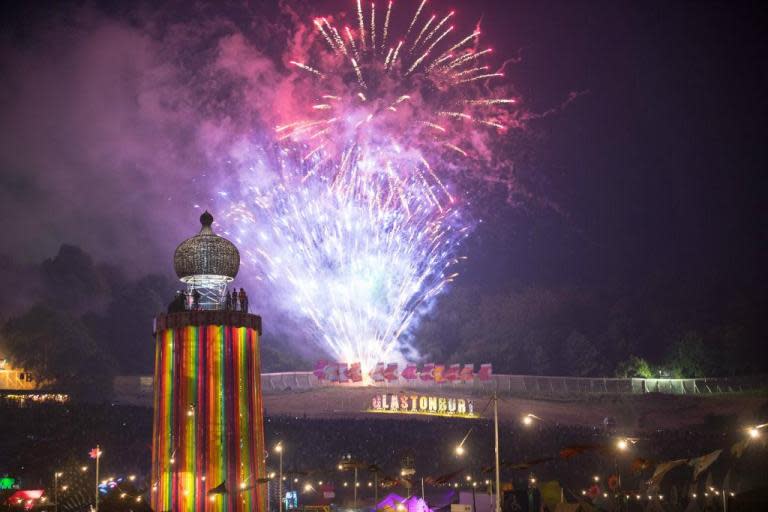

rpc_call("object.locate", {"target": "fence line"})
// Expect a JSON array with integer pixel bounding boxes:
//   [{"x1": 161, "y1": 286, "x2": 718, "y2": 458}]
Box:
[
  {"x1": 11, "y1": 373, "x2": 763, "y2": 406},
  {"x1": 259, "y1": 372, "x2": 766, "y2": 396}
]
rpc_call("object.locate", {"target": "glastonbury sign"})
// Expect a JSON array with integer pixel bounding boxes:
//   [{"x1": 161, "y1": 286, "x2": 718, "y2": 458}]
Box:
[
  {"x1": 314, "y1": 362, "x2": 493, "y2": 384},
  {"x1": 368, "y1": 393, "x2": 478, "y2": 419}
]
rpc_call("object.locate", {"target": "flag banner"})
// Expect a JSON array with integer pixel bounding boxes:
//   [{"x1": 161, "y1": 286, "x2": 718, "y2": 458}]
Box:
[
  {"x1": 338, "y1": 362, "x2": 349, "y2": 383},
  {"x1": 207, "y1": 481, "x2": 228, "y2": 495},
  {"x1": 539, "y1": 481, "x2": 563, "y2": 511},
  {"x1": 632, "y1": 457, "x2": 653, "y2": 474},
  {"x1": 459, "y1": 364, "x2": 475, "y2": 381},
  {"x1": 689, "y1": 449, "x2": 722, "y2": 481},
  {"x1": 731, "y1": 439, "x2": 748, "y2": 458},
  {"x1": 559, "y1": 444, "x2": 606, "y2": 460},
  {"x1": 504, "y1": 457, "x2": 554, "y2": 470},
  {"x1": 313, "y1": 360, "x2": 339, "y2": 381},
  {"x1": 444, "y1": 364, "x2": 460, "y2": 381},
  {"x1": 380, "y1": 477, "x2": 400, "y2": 488},
  {"x1": 424, "y1": 468, "x2": 465, "y2": 485},
  {"x1": 402, "y1": 364, "x2": 418, "y2": 380},
  {"x1": 647, "y1": 459, "x2": 688, "y2": 489},
  {"x1": 370, "y1": 363, "x2": 387, "y2": 382},
  {"x1": 722, "y1": 469, "x2": 732, "y2": 494},
  {"x1": 89, "y1": 447, "x2": 102, "y2": 459},
  {"x1": 313, "y1": 361, "x2": 493, "y2": 384},
  {"x1": 383, "y1": 363, "x2": 399, "y2": 381},
  {"x1": 434, "y1": 365, "x2": 446, "y2": 383}
]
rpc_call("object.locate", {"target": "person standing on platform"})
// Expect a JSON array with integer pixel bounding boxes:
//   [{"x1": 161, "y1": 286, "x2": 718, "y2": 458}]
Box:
[
  {"x1": 232, "y1": 289, "x2": 239, "y2": 311},
  {"x1": 239, "y1": 288, "x2": 247, "y2": 313},
  {"x1": 224, "y1": 289, "x2": 232, "y2": 311}
]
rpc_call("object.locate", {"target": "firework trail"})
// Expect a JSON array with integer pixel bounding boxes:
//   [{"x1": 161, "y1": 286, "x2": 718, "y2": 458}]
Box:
[
  {"x1": 283, "y1": 0, "x2": 519, "y2": 170},
  {"x1": 223, "y1": 1, "x2": 517, "y2": 371},
  {"x1": 224, "y1": 146, "x2": 468, "y2": 369}
]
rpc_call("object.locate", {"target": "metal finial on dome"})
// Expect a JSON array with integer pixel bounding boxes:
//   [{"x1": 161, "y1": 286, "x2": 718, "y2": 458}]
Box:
[{"x1": 200, "y1": 210, "x2": 214, "y2": 228}]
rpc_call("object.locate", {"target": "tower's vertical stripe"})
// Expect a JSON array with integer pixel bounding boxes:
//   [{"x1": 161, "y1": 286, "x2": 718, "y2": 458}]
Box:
[{"x1": 152, "y1": 317, "x2": 265, "y2": 512}]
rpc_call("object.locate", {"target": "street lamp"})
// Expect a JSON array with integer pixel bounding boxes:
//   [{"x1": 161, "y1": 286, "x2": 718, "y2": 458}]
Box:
[
  {"x1": 455, "y1": 444, "x2": 465, "y2": 456},
  {"x1": 616, "y1": 438, "x2": 629, "y2": 451},
  {"x1": 338, "y1": 457, "x2": 360, "y2": 507},
  {"x1": 275, "y1": 443, "x2": 284, "y2": 512},
  {"x1": 493, "y1": 392, "x2": 501, "y2": 512},
  {"x1": 54, "y1": 472, "x2": 63, "y2": 512}
]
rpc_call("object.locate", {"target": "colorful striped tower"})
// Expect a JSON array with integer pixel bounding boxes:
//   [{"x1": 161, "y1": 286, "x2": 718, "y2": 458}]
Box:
[{"x1": 151, "y1": 212, "x2": 266, "y2": 512}]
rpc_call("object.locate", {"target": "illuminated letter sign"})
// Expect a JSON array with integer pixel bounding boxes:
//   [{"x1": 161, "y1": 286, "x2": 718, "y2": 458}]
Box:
[{"x1": 368, "y1": 393, "x2": 478, "y2": 419}]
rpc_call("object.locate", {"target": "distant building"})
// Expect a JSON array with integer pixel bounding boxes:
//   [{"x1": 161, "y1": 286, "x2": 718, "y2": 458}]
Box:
[{"x1": 0, "y1": 353, "x2": 36, "y2": 391}]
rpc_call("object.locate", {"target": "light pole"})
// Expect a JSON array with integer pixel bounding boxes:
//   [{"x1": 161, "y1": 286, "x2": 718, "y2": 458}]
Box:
[
  {"x1": 275, "y1": 443, "x2": 283, "y2": 512},
  {"x1": 354, "y1": 466, "x2": 358, "y2": 508},
  {"x1": 54, "y1": 472, "x2": 63, "y2": 512},
  {"x1": 493, "y1": 392, "x2": 501, "y2": 512},
  {"x1": 90, "y1": 445, "x2": 102, "y2": 512},
  {"x1": 614, "y1": 438, "x2": 630, "y2": 512}
]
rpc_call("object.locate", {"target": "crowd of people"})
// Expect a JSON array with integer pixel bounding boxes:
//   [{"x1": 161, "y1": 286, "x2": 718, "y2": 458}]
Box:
[
  {"x1": 166, "y1": 286, "x2": 250, "y2": 313},
  {"x1": 1, "y1": 398, "x2": 764, "y2": 510},
  {"x1": 224, "y1": 287, "x2": 249, "y2": 312},
  {"x1": 262, "y1": 416, "x2": 764, "y2": 496}
]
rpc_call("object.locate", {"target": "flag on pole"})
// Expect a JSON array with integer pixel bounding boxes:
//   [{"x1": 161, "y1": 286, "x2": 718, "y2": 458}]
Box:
[
  {"x1": 722, "y1": 468, "x2": 732, "y2": 494},
  {"x1": 632, "y1": 457, "x2": 654, "y2": 473},
  {"x1": 208, "y1": 481, "x2": 228, "y2": 495},
  {"x1": 89, "y1": 447, "x2": 102, "y2": 459},
  {"x1": 424, "y1": 468, "x2": 464, "y2": 485},
  {"x1": 689, "y1": 449, "x2": 721, "y2": 481},
  {"x1": 647, "y1": 459, "x2": 688, "y2": 489}
]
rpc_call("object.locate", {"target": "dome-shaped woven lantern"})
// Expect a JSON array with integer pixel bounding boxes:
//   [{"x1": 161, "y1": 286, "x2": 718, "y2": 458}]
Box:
[
  {"x1": 173, "y1": 211, "x2": 239, "y2": 310},
  {"x1": 174, "y1": 211, "x2": 240, "y2": 282}
]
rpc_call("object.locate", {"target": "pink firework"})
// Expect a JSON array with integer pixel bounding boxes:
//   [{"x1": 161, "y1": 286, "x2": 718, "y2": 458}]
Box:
[{"x1": 279, "y1": 0, "x2": 520, "y2": 193}]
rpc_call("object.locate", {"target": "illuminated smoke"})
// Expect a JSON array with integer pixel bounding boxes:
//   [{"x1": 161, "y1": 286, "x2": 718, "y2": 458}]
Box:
[{"x1": 221, "y1": 1, "x2": 517, "y2": 370}]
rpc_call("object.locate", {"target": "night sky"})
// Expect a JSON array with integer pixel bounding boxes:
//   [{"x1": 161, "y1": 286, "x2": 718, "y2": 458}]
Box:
[{"x1": 1, "y1": 0, "x2": 766, "y2": 367}]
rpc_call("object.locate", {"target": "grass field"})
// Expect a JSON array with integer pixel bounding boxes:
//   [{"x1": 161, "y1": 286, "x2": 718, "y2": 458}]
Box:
[{"x1": 263, "y1": 385, "x2": 768, "y2": 432}]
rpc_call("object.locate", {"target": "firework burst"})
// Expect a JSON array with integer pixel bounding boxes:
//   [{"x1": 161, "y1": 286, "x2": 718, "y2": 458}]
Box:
[
  {"x1": 223, "y1": 146, "x2": 468, "y2": 370},
  {"x1": 282, "y1": 0, "x2": 520, "y2": 174},
  {"x1": 222, "y1": 1, "x2": 517, "y2": 370}
]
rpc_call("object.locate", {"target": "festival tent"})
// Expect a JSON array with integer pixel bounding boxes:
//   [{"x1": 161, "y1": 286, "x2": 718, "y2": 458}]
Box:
[
  {"x1": 5, "y1": 490, "x2": 44, "y2": 510},
  {"x1": 377, "y1": 493, "x2": 433, "y2": 512}
]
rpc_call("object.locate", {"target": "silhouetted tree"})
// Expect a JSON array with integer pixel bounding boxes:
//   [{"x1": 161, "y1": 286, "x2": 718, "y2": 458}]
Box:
[
  {"x1": 563, "y1": 330, "x2": 599, "y2": 376},
  {"x1": 663, "y1": 331, "x2": 713, "y2": 378},
  {"x1": 2, "y1": 304, "x2": 115, "y2": 401}
]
